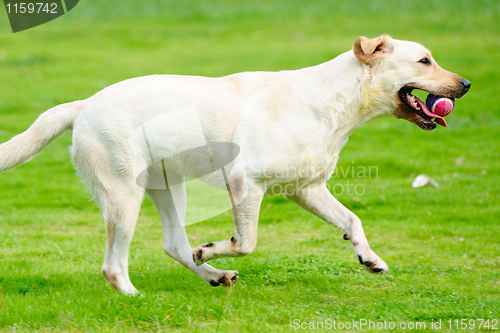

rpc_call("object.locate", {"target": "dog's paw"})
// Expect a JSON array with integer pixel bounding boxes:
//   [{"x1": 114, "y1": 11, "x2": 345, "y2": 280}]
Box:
[
  {"x1": 192, "y1": 242, "x2": 215, "y2": 266},
  {"x1": 122, "y1": 287, "x2": 140, "y2": 296},
  {"x1": 208, "y1": 271, "x2": 239, "y2": 288},
  {"x1": 354, "y1": 244, "x2": 388, "y2": 274},
  {"x1": 358, "y1": 254, "x2": 389, "y2": 274}
]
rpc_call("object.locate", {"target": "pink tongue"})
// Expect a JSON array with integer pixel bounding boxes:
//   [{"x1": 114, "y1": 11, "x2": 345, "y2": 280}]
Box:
[{"x1": 415, "y1": 98, "x2": 447, "y2": 127}]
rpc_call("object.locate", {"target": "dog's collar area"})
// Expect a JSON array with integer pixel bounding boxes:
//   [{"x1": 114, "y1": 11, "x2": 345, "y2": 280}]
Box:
[{"x1": 397, "y1": 87, "x2": 447, "y2": 128}]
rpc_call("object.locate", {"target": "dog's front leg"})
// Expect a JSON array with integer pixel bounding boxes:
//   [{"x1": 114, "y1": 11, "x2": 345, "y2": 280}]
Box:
[
  {"x1": 148, "y1": 187, "x2": 239, "y2": 288},
  {"x1": 192, "y1": 179, "x2": 265, "y2": 265},
  {"x1": 285, "y1": 183, "x2": 388, "y2": 274}
]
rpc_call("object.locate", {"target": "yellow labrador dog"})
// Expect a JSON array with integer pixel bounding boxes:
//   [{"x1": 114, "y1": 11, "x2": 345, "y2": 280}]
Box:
[{"x1": 0, "y1": 35, "x2": 470, "y2": 294}]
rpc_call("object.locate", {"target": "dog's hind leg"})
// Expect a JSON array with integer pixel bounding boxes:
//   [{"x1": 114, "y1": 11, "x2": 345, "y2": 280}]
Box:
[
  {"x1": 99, "y1": 187, "x2": 144, "y2": 294},
  {"x1": 147, "y1": 186, "x2": 239, "y2": 287},
  {"x1": 192, "y1": 179, "x2": 265, "y2": 265},
  {"x1": 72, "y1": 131, "x2": 145, "y2": 294},
  {"x1": 285, "y1": 183, "x2": 388, "y2": 274}
]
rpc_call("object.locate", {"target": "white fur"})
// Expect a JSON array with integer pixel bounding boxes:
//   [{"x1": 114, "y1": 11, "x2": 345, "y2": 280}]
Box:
[{"x1": 0, "y1": 35, "x2": 467, "y2": 293}]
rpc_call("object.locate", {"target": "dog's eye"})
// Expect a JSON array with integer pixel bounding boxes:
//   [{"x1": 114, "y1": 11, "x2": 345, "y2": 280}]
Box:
[{"x1": 419, "y1": 58, "x2": 431, "y2": 65}]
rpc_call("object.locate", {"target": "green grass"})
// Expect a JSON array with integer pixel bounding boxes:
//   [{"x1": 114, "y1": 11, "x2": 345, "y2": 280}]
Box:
[{"x1": 0, "y1": 0, "x2": 499, "y2": 332}]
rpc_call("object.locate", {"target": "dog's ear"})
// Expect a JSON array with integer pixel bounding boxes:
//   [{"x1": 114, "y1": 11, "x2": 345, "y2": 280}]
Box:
[{"x1": 353, "y1": 35, "x2": 394, "y2": 63}]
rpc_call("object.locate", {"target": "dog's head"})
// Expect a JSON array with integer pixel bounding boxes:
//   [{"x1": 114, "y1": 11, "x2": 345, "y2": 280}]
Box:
[{"x1": 353, "y1": 35, "x2": 470, "y2": 130}]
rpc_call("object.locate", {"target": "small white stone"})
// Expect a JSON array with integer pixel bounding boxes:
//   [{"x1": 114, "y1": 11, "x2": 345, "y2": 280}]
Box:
[{"x1": 412, "y1": 174, "x2": 439, "y2": 188}]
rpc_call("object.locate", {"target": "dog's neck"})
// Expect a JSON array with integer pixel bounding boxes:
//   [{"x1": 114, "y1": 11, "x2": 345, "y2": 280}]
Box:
[
  {"x1": 305, "y1": 52, "x2": 388, "y2": 126},
  {"x1": 282, "y1": 51, "x2": 388, "y2": 151},
  {"x1": 274, "y1": 51, "x2": 390, "y2": 158}
]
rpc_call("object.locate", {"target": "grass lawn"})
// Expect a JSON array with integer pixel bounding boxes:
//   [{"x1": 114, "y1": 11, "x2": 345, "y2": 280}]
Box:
[{"x1": 0, "y1": 0, "x2": 499, "y2": 332}]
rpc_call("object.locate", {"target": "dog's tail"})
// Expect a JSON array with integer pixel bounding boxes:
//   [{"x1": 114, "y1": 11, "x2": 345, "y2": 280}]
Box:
[{"x1": 0, "y1": 100, "x2": 85, "y2": 172}]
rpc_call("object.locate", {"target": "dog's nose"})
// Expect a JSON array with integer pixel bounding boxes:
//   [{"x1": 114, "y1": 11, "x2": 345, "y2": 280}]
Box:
[{"x1": 460, "y1": 78, "x2": 471, "y2": 93}]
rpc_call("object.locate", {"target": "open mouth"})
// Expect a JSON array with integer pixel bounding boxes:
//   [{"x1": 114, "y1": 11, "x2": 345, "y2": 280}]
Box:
[{"x1": 397, "y1": 86, "x2": 451, "y2": 130}]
